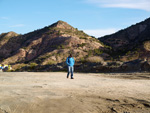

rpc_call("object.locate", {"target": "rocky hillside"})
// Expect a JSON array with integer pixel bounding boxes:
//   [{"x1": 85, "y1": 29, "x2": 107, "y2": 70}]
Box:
[
  {"x1": 99, "y1": 17, "x2": 150, "y2": 61},
  {"x1": 0, "y1": 32, "x2": 19, "y2": 48},
  {"x1": 0, "y1": 21, "x2": 106, "y2": 71},
  {"x1": 1, "y1": 19, "x2": 150, "y2": 72}
]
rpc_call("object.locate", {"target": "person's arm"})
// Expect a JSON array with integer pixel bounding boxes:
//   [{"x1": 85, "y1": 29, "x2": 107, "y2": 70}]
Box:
[
  {"x1": 73, "y1": 58, "x2": 75, "y2": 65},
  {"x1": 66, "y1": 57, "x2": 69, "y2": 65}
]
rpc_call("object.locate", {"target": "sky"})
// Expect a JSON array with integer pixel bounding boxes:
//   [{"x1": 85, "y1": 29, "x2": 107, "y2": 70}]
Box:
[{"x1": 0, "y1": 0, "x2": 150, "y2": 38}]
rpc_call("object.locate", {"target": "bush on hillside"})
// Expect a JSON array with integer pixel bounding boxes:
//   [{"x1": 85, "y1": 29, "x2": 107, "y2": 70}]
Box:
[
  {"x1": 86, "y1": 56, "x2": 104, "y2": 63},
  {"x1": 29, "y1": 62, "x2": 38, "y2": 69},
  {"x1": 46, "y1": 60, "x2": 57, "y2": 65},
  {"x1": 144, "y1": 41, "x2": 150, "y2": 51}
]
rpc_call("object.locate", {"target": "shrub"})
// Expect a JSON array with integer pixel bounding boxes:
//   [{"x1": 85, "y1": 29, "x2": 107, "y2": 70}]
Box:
[
  {"x1": 29, "y1": 62, "x2": 38, "y2": 69},
  {"x1": 22, "y1": 46, "x2": 27, "y2": 49},
  {"x1": 87, "y1": 50, "x2": 93, "y2": 57},
  {"x1": 13, "y1": 63, "x2": 27, "y2": 71},
  {"x1": 94, "y1": 49, "x2": 103, "y2": 55},
  {"x1": 126, "y1": 51, "x2": 131, "y2": 55},
  {"x1": 46, "y1": 60, "x2": 57, "y2": 65},
  {"x1": 78, "y1": 43, "x2": 86, "y2": 47},
  {"x1": 57, "y1": 44, "x2": 65, "y2": 49},
  {"x1": 36, "y1": 54, "x2": 52, "y2": 63},
  {"x1": 86, "y1": 56, "x2": 104, "y2": 63},
  {"x1": 79, "y1": 37, "x2": 87, "y2": 39},
  {"x1": 144, "y1": 41, "x2": 150, "y2": 51},
  {"x1": 80, "y1": 57, "x2": 86, "y2": 63}
]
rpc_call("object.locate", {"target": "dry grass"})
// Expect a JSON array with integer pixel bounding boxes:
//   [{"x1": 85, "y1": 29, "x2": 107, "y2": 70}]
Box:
[
  {"x1": 86, "y1": 56, "x2": 104, "y2": 63},
  {"x1": 45, "y1": 60, "x2": 57, "y2": 65},
  {"x1": 144, "y1": 41, "x2": 150, "y2": 51},
  {"x1": 12, "y1": 63, "x2": 27, "y2": 70}
]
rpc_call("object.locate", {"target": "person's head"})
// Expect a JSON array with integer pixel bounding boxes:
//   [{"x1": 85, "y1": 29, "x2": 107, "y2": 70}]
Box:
[{"x1": 70, "y1": 54, "x2": 72, "y2": 57}]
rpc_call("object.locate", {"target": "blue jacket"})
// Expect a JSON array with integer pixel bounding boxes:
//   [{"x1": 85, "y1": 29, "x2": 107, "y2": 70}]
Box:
[
  {"x1": 0, "y1": 66, "x2": 4, "y2": 69},
  {"x1": 66, "y1": 57, "x2": 75, "y2": 66}
]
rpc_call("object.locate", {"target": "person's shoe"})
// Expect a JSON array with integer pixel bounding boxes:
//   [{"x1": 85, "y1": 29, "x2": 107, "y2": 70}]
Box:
[
  {"x1": 67, "y1": 76, "x2": 69, "y2": 78},
  {"x1": 71, "y1": 77, "x2": 74, "y2": 79}
]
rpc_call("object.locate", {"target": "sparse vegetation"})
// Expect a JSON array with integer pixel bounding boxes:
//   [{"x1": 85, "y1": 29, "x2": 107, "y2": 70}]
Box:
[
  {"x1": 80, "y1": 57, "x2": 86, "y2": 63},
  {"x1": 86, "y1": 56, "x2": 104, "y2": 63},
  {"x1": 87, "y1": 49, "x2": 103, "y2": 56},
  {"x1": 78, "y1": 43, "x2": 86, "y2": 47},
  {"x1": 22, "y1": 46, "x2": 27, "y2": 49},
  {"x1": 57, "y1": 44, "x2": 65, "y2": 49},
  {"x1": 144, "y1": 41, "x2": 150, "y2": 51},
  {"x1": 94, "y1": 49, "x2": 103, "y2": 55},
  {"x1": 1, "y1": 19, "x2": 150, "y2": 72},
  {"x1": 29, "y1": 62, "x2": 38, "y2": 69},
  {"x1": 13, "y1": 63, "x2": 27, "y2": 71},
  {"x1": 126, "y1": 51, "x2": 131, "y2": 55},
  {"x1": 46, "y1": 60, "x2": 57, "y2": 65},
  {"x1": 48, "y1": 24, "x2": 88, "y2": 38},
  {"x1": 79, "y1": 37, "x2": 87, "y2": 40}
]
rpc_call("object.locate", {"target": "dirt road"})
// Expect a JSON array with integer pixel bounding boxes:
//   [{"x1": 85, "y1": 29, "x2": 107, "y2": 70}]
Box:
[{"x1": 0, "y1": 72, "x2": 150, "y2": 113}]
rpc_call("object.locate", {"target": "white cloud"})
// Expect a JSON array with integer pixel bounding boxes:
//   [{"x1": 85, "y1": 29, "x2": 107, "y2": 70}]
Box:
[
  {"x1": 84, "y1": 28, "x2": 119, "y2": 38},
  {"x1": 9, "y1": 24, "x2": 25, "y2": 28},
  {"x1": 85, "y1": 0, "x2": 150, "y2": 11}
]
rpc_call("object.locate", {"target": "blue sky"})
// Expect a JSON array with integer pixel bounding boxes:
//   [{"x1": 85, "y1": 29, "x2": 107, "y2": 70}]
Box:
[{"x1": 0, "y1": 0, "x2": 150, "y2": 37}]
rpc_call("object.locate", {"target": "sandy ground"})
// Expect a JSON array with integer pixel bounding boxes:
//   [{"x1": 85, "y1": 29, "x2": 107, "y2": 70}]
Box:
[{"x1": 0, "y1": 72, "x2": 150, "y2": 113}]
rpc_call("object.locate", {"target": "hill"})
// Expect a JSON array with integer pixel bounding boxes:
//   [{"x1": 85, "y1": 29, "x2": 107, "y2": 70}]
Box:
[
  {"x1": 0, "y1": 19, "x2": 150, "y2": 72},
  {"x1": 99, "y1": 17, "x2": 150, "y2": 61},
  {"x1": 0, "y1": 21, "x2": 105, "y2": 71},
  {"x1": 0, "y1": 31, "x2": 19, "y2": 48}
]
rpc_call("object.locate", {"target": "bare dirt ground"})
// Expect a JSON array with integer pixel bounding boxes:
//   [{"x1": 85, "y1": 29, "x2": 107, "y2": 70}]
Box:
[{"x1": 0, "y1": 72, "x2": 150, "y2": 113}]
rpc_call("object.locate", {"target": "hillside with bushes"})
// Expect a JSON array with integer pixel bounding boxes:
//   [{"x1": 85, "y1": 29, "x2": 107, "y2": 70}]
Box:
[
  {"x1": 0, "y1": 21, "x2": 108, "y2": 71},
  {"x1": 0, "y1": 18, "x2": 150, "y2": 72},
  {"x1": 99, "y1": 17, "x2": 150, "y2": 62}
]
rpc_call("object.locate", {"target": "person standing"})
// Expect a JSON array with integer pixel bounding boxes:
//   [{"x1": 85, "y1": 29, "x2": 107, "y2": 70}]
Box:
[{"x1": 66, "y1": 54, "x2": 75, "y2": 79}]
